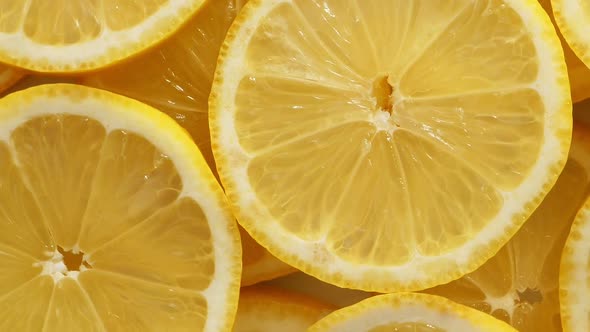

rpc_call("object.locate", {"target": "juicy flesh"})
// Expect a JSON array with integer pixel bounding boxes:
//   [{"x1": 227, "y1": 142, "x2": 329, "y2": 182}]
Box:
[
  {"x1": 0, "y1": 114, "x2": 214, "y2": 331},
  {"x1": 1, "y1": 0, "x2": 168, "y2": 45},
  {"x1": 425, "y1": 127, "x2": 590, "y2": 331},
  {"x1": 235, "y1": 0, "x2": 544, "y2": 265}
]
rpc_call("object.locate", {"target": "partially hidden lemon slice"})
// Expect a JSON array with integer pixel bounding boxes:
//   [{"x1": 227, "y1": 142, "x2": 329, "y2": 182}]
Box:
[
  {"x1": 550, "y1": 0, "x2": 590, "y2": 88},
  {"x1": 559, "y1": 193, "x2": 590, "y2": 330},
  {"x1": 0, "y1": 84, "x2": 241, "y2": 331},
  {"x1": 210, "y1": 0, "x2": 572, "y2": 292},
  {"x1": 539, "y1": 0, "x2": 590, "y2": 102},
  {"x1": 83, "y1": 0, "x2": 295, "y2": 286},
  {"x1": 234, "y1": 285, "x2": 333, "y2": 331},
  {"x1": 425, "y1": 119, "x2": 590, "y2": 331},
  {"x1": 0, "y1": 0, "x2": 207, "y2": 72},
  {"x1": 307, "y1": 293, "x2": 517, "y2": 332}
]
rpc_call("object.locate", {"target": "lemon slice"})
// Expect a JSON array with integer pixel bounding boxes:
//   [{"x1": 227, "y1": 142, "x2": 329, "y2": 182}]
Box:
[
  {"x1": 307, "y1": 293, "x2": 517, "y2": 331},
  {"x1": 83, "y1": 0, "x2": 295, "y2": 286},
  {"x1": 0, "y1": 0, "x2": 207, "y2": 72},
  {"x1": 234, "y1": 286, "x2": 333, "y2": 331},
  {"x1": 560, "y1": 195, "x2": 590, "y2": 329},
  {"x1": 539, "y1": 0, "x2": 590, "y2": 102},
  {"x1": 550, "y1": 0, "x2": 590, "y2": 79},
  {"x1": 210, "y1": 0, "x2": 572, "y2": 292},
  {"x1": 425, "y1": 119, "x2": 590, "y2": 331},
  {"x1": 0, "y1": 84, "x2": 241, "y2": 331}
]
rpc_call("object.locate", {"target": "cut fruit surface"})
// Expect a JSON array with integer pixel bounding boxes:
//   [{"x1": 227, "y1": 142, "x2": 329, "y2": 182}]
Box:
[
  {"x1": 233, "y1": 285, "x2": 333, "y2": 331},
  {"x1": 425, "y1": 119, "x2": 590, "y2": 331},
  {"x1": 0, "y1": 84, "x2": 241, "y2": 331},
  {"x1": 550, "y1": 0, "x2": 590, "y2": 101},
  {"x1": 0, "y1": 0, "x2": 207, "y2": 72},
  {"x1": 210, "y1": 0, "x2": 572, "y2": 292},
  {"x1": 83, "y1": 0, "x2": 295, "y2": 286},
  {"x1": 307, "y1": 293, "x2": 517, "y2": 332},
  {"x1": 560, "y1": 195, "x2": 590, "y2": 330},
  {"x1": 539, "y1": 0, "x2": 590, "y2": 102}
]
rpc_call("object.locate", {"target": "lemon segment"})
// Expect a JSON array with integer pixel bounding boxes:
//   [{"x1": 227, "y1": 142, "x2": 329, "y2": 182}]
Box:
[
  {"x1": 79, "y1": 270, "x2": 208, "y2": 331},
  {"x1": 86, "y1": 198, "x2": 215, "y2": 290},
  {"x1": 10, "y1": 115, "x2": 108, "y2": 250},
  {"x1": 0, "y1": 276, "x2": 54, "y2": 331},
  {"x1": 0, "y1": 247, "x2": 43, "y2": 296},
  {"x1": 0, "y1": 143, "x2": 54, "y2": 258},
  {"x1": 42, "y1": 278, "x2": 104, "y2": 332},
  {"x1": 210, "y1": 0, "x2": 571, "y2": 291}
]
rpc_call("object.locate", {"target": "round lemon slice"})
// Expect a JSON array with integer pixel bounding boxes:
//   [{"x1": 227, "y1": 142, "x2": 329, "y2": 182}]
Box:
[
  {"x1": 307, "y1": 293, "x2": 517, "y2": 332},
  {"x1": 560, "y1": 198, "x2": 590, "y2": 331},
  {"x1": 210, "y1": 0, "x2": 572, "y2": 292},
  {"x1": 0, "y1": 0, "x2": 207, "y2": 72},
  {"x1": 426, "y1": 119, "x2": 590, "y2": 331},
  {"x1": 234, "y1": 285, "x2": 333, "y2": 331},
  {"x1": 0, "y1": 84, "x2": 241, "y2": 331},
  {"x1": 83, "y1": 0, "x2": 295, "y2": 286}
]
